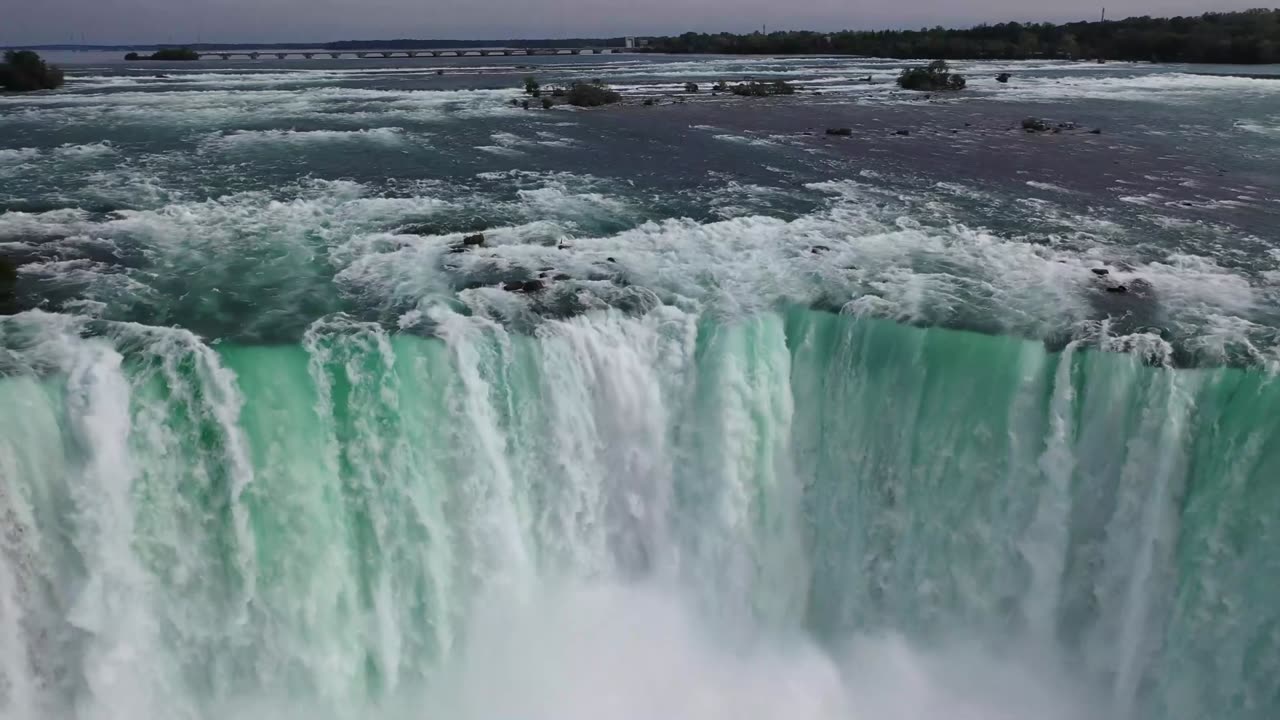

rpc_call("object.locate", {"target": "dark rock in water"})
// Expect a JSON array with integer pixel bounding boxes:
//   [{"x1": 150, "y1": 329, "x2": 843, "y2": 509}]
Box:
[
  {"x1": 825, "y1": 127, "x2": 853, "y2": 136},
  {"x1": 684, "y1": 82, "x2": 699, "y2": 93},
  {"x1": 450, "y1": 233, "x2": 486, "y2": 253},
  {"x1": 436, "y1": 69, "x2": 445, "y2": 75},
  {"x1": 996, "y1": 72, "x2": 1011, "y2": 83},
  {"x1": 894, "y1": 129, "x2": 910, "y2": 136},
  {"x1": 1022, "y1": 117, "x2": 1051, "y2": 132},
  {"x1": 1056, "y1": 121, "x2": 1079, "y2": 130},
  {"x1": 522, "y1": 100, "x2": 530, "y2": 110},
  {"x1": 506, "y1": 279, "x2": 545, "y2": 294},
  {"x1": 1091, "y1": 268, "x2": 1110, "y2": 276},
  {"x1": 642, "y1": 98, "x2": 656, "y2": 106},
  {"x1": 1089, "y1": 128, "x2": 1103, "y2": 134},
  {"x1": 0, "y1": 256, "x2": 18, "y2": 315},
  {"x1": 606, "y1": 257, "x2": 617, "y2": 263},
  {"x1": 154, "y1": 73, "x2": 169, "y2": 79},
  {"x1": 1105, "y1": 284, "x2": 1128, "y2": 294},
  {"x1": 553, "y1": 273, "x2": 572, "y2": 281},
  {"x1": 810, "y1": 245, "x2": 832, "y2": 254}
]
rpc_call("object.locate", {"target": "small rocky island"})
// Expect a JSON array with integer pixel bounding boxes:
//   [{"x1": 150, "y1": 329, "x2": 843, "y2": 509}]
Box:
[
  {"x1": 125, "y1": 48, "x2": 201, "y2": 61},
  {"x1": 0, "y1": 50, "x2": 64, "y2": 92}
]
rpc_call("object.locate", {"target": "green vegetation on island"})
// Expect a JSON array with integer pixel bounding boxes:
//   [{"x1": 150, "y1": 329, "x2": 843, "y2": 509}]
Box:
[
  {"x1": 0, "y1": 50, "x2": 64, "y2": 92},
  {"x1": 729, "y1": 80, "x2": 797, "y2": 96},
  {"x1": 898, "y1": 60, "x2": 967, "y2": 91},
  {"x1": 565, "y1": 81, "x2": 622, "y2": 107},
  {"x1": 126, "y1": 48, "x2": 201, "y2": 61},
  {"x1": 645, "y1": 10, "x2": 1280, "y2": 63},
  {"x1": 522, "y1": 78, "x2": 622, "y2": 108}
]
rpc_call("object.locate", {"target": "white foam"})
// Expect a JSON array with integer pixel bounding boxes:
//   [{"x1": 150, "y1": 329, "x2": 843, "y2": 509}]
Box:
[{"x1": 200, "y1": 127, "x2": 414, "y2": 150}]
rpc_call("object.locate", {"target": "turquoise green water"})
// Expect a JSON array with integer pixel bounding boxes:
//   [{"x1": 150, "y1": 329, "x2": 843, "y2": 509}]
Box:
[{"x1": 1, "y1": 308, "x2": 1276, "y2": 719}]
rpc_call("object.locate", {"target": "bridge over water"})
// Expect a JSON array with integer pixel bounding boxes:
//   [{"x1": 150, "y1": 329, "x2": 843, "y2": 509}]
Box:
[{"x1": 205, "y1": 48, "x2": 637, "y2": 60}]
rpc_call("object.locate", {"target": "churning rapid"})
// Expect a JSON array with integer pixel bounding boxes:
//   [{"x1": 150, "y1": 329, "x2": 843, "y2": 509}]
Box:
[{"x1": 2, "y1": 53, "x2": 1279, "y2": 720}]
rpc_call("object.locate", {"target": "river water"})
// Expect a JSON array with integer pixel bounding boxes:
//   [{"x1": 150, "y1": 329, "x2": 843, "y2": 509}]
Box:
[{"x1": 1, "y1": 53, "x2": 1278, "y2": 720}]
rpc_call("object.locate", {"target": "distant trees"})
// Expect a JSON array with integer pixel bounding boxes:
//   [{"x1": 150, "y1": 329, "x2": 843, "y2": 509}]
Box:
[
  {"x1": 0, "y1": 50, "x2": 64, "y2": 92},
  {"x1": 126, "y1": 48, "x2": 200, "y2": 61},
  {"x1": 644, "y1": 10, "x2": 1280, "y2": 64}
]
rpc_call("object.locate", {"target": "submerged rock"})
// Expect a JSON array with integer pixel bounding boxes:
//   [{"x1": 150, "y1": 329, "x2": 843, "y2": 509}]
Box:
[
  {"x1": 505, "y1": 279, "x2": 545, "y2": 294},
  {"x1": 825, "y1": 127, "x2": 853, "y2": 136},
  {"x1": 894, "y1": 129, "x2": 910, "y2": 136},
  {"x1": 1105, "y1": 284, "x2": 1128, "y2": 294},
  {"x1": 1091, "y1": 268, "x2": 1110, "y2": 276},
  {"x1": 997, "y1": 72, "x2": 1011, "y2": 83},
  {"x1": 1022, "y1": 117, "x2": 1052, "y2": 132}
]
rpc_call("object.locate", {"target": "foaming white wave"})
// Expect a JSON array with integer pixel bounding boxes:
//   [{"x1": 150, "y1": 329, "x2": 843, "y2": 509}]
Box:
[
  {"x1": 988, "y1": 72, "x2": 1280, "y2": 103},
  {"x1": 0, "y1": 142, "x2": 117, "y2": 173},
  {"x1": 1025, "y1": 180, "x2": 1073, "y2": 193},
  {"x1": 0, "y1": 147, "x2": 41, "y2": 165},
  {"x1": 1234, "y1": 117, "x2": 1280, "y2": 137},
  {"x1": 713, "y1": 133, "x2": 780, "y2": 147},
  {"x1": 201, "y1": 127, "x2": 414, "y2": 150},
  {"x1": 0, "y1": 87, "x2": 523, "y2": 128}
]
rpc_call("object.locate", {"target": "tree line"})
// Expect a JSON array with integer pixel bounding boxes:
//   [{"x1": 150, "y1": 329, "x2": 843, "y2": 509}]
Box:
[{"x1": 644, "y1": 10, "x2": 1280, "y2": 63}]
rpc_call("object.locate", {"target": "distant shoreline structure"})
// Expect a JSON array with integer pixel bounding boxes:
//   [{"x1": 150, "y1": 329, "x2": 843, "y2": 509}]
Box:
[{"x1": 8, "y1": 10, "x2": 1280, "y2": 64}]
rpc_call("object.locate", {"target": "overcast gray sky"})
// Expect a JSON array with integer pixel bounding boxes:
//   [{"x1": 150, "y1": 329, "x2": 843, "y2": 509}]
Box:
[{"x1": 4, "y1": 0, "x2": 1266, "y2": 45}]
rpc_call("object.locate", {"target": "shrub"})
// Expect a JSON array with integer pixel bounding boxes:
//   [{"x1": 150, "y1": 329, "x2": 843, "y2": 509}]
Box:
[
  {"x1": 566, "y1": 81, "x2": 621, "y2": 107},
  {"x1": 551, "y1": 86, "x2": 566, "y2": 97},
  {"x1": 541, "y1": 96, "x2": 554, "y2": 109},
  {"x1": 523, "y1": 76, "x2": 540, "y2": 94},
  {"x1": 897, "y1": 60, "x2": 966, "y2": 91},
  {"x1": 0, "y1": 51, "x2": 65, "y2": 92}
]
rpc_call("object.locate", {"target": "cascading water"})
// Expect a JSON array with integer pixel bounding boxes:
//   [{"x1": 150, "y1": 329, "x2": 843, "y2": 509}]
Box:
[{"x1": 1, "y1": 307, "x2": 1276, "y2": 720}]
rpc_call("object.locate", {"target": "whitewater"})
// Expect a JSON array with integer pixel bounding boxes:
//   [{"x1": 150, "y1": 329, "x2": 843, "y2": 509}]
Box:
[{"x1": 1, "y1": 53, "x2": 1278, "y2": 720}]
